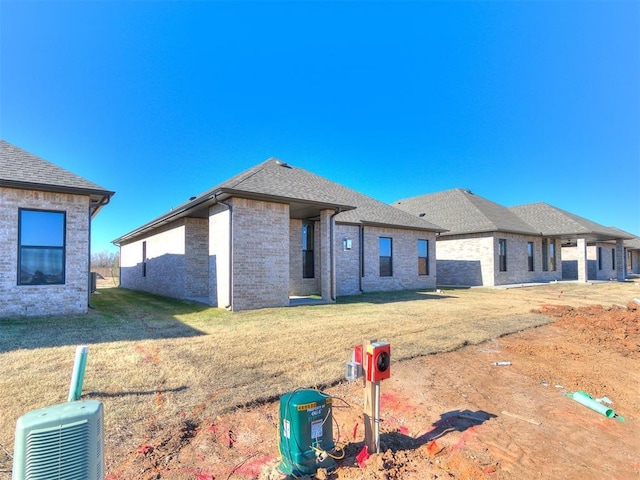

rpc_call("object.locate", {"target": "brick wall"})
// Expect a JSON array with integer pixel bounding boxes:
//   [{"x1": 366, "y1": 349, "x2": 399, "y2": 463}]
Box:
[
  {"x1": 437, "y1": 233, "x2": 561, "y2": 286},
  {"x1": 184, "y1": 218, "x2": 209, "y2": 298},
  {"x1": 120, "y1": 217, "x2": 210, "y2": 300},
  {"x1": 563, "y1": 242, "x2": 621, "y2": 281},
  {"x1": 360, "y1": 226, "x2": 437, "y2": 292},
  {"x1": 629, "y1": 249, "x2": 640, "y2": 274},
  {"x1": 289, "y1": 219, "x2": 321, "y2": 296},
  {"x1": 436, "y1": 234, "x2": 493, "y2": 286},
  {"x1": 0, "y1": 187, "x2": 90, "y2": 317},
  {"x1": 119, "y1": 219, "x2": 187, "y2": 299},
  {"x1": 595, "y1": 242, "x2": 618, "y2": 280},
  {"x1": 230, "y1": 197, "x2": 290, "y2": 310},
  {"x1": 208, "y1": 204, "x2": 229, "y2": 308},
  {"x1": 335, "y1": 224, "x2": 362, "y2": 295}
]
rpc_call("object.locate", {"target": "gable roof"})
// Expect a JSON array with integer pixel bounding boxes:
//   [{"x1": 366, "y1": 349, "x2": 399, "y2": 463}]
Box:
[
  {"x1": 113, "y1": 158, "x2": 445, "y2": 244},
  {"x1": 509, "y1": 203, "x2": 634, "y2": 243},
  {"x1": 0, "y1": 140, "x2": 114, "y2": 215},
  {"x1": 392, "y1": 188, "x2": 539, "y2": 236}
]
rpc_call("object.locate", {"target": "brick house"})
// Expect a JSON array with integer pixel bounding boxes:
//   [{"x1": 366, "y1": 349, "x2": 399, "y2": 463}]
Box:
[
  {"x1": 510, "y1": 203, "x2": 634, "y2": 282},
  {"x1": 624, "y1": 237, "x2": 640, "y2": 275},
  {"x1": 0, "y1": 140, "x2": 114, "y2": 317},
  {"x1": 393, "y1": 189, "x2": 562, "y2": 286},
  {"x1": 112, "y1": 158, "x2": 445, "y2": 311}
]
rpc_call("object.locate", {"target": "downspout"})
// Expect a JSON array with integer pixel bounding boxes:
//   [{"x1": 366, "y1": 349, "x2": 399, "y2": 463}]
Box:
[
  {"x1": 87, "y1": 194, "x2": 112, "y2": 310},
  {"x1": 359, "y1": 225, "x2": 364, "y2": 293},
  {"x1": 330, "y1": 208, "x2": 341, "y2": 301},
  {"x1": 215, "y1": 195, "x2": 233, "y2": 310}
]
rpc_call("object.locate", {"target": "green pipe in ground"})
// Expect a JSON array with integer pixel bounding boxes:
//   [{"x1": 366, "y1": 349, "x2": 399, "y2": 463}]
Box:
[
  {"x1": 571, "y1": 391, "x2": 615, "y2": 418},
  {"x1": 68, "y1": 346, "x2": 89, "y2": 402}
]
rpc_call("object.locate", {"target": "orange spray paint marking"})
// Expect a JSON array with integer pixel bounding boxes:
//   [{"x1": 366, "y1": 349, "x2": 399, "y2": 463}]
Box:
[{"x1": 426, "y1": 440, "x2": 442, "y2": 456}]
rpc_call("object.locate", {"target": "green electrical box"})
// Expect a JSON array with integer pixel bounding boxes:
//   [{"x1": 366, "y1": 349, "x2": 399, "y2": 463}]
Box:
[{"x1": 278, "y1": 389, "x2": 336, "y2": 476}]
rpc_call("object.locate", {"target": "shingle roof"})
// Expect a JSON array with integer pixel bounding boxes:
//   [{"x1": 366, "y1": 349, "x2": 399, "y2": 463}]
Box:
[
  {"x1": 219, "y1": 159, "x2": 446, "y2": 230},
  {"x1": 113, "y1": 158, "x2": 445, "y2": 244},
  {"x1": 392, "y1": 188, "x2": 539, "y2": 236},
  {"x1": 0, "y1": 139, "x2": 114, "y2": 198},
  {"x1": 509, "y1": 203, "x2": 633, "y2": 241},
  {"x1": 624, "y1": 237, "x2": 640, "y2": 250}
]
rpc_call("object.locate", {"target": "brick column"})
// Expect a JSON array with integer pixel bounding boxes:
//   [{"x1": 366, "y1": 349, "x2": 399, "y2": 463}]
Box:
[
  {"x1": 577, "y1": 238, "x2": 588, "y2": 283},
  {"x1": 616, "y1": 239, "x2": 626, "y2": 282}
]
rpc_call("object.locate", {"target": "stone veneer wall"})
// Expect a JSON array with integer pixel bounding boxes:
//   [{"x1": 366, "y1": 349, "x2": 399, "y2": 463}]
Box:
[{"x1": 0, "y1": 187, "x2": 90, "y2": 317}]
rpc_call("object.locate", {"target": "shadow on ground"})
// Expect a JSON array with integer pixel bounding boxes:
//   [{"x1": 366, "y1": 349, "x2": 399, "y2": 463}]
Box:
[
  {"x1": 0, "y1": 288, "x2": 212, "y2": 352},
  {"x1": 337, "y1": 290, "x2": 460, "y2": 305}
]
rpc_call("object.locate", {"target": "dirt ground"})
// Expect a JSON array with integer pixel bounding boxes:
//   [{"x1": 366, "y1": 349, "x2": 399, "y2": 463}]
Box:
[{"x1": 107, "y1": 299, "x2": 640, "y2": 480}]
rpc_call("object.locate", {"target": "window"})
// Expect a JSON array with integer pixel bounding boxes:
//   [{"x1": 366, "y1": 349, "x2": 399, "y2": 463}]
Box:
[
  {"x1": 18, "y1": 209, "x2": 66, "y2": 285},
  {"x1": 598, "y1": 247, "x2": 602, "y2": 270},
  {"x1": 611, "y1": 248, "x2": 615, "y2": 270},
  {"x1": 302, "y1": 223, "x2": 314, "y2": 278},
  {"x1": 498, "y1": 239, "x2": 507, "y2": 272},
  {"x1": 142, "y1": 241, "x2": 147, "y2": 277},
  {"x1": 527, "y1": 242, "x2": 534, "y2": 272},
  {"x1": 541, "y1": 238, "x2": 555, "y2": 272},
  {"x1": 418, "y1": 239, "x2": 429, "y2": 275},
  {"x1": 379, "y1": 237, "x2": 392, "y2": 277}
]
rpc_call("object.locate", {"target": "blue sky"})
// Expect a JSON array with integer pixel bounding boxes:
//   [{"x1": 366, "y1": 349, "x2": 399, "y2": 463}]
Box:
[{"x1": 2, "y1": 1, "x2": 639, "y2": 254}]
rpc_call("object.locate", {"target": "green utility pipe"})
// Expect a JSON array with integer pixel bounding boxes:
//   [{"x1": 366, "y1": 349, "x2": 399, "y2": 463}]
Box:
[
  {"x1": 571, "y1": 391, "x2": 614, "y2": 418},
  {"x1": 68, "y1": 346, "x2": 89, "y2": 402}
]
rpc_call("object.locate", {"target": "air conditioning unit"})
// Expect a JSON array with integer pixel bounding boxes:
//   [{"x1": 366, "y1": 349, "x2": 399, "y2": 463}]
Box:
[{"x1": 12, "y1": 400, "x2": 104, "y2": 480}]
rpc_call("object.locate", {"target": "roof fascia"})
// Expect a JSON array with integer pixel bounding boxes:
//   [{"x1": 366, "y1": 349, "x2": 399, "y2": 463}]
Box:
[
  {"x1": 359, "y1": 219, "x2": 448, "y2": 233},
  {"x1": 219, "y1": 188, "x2": 357, "y2": 212},
  {"x1": 0, "y1": 179, "x2": 114, "y2": 199}
]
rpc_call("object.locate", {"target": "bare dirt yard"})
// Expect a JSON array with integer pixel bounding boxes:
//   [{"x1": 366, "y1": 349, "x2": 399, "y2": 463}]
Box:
[
  {"x1": 2, "y1": 281, "x2": 639, "y2": 480},
  {"x1": 101, "y1": 285, "x2": 640, "y2": 480}
]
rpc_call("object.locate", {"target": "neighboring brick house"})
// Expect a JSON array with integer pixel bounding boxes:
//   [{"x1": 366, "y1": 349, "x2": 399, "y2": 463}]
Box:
[
  {"x1": 113, "y1": 158, "x2": 445, "y2": 311},
  {"x1": 0, "y1": 140, "x2": 114, "y2": 317},
  {"x1": 393, "y1": 189, "x2": 562, "y2": 286},
  {"x1": 509, "y1": 203, "x2": 633, "y2": 282},
  {"x1": 624, "y1": 237, "x2": 640, "y2": 275}
]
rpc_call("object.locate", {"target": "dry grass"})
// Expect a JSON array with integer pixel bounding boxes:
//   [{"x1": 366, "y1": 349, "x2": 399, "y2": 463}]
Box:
[{"x1": 0, "y1": 280, "x2": 638, "y2": 475}]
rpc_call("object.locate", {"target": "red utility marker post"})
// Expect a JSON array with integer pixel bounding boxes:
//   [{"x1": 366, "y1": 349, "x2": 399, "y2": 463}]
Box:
[{"x1": 361, "y1": 340, "x2": 390, "y2": 454}]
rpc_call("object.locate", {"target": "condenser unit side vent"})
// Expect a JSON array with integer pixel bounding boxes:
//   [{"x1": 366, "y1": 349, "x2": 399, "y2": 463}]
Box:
[
  {"x1": 12, "y1": 400, "x2": 104, "y2": 480},
  {"x1": 26, "y1": 420, "x2": 89, "y2": 479}
]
